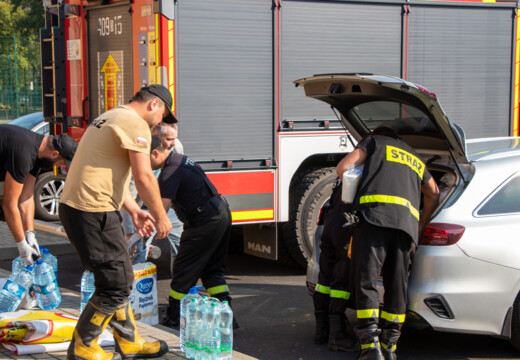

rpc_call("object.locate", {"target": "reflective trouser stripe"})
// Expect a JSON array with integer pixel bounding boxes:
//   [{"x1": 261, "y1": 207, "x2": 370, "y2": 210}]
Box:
[
  {"x1": 207, "y1": 285, "x2": 229, "y2": 296},
  {"x1": 330, "y1": 289, "x2": 350, "y2": 300},
  {"x1": 357, "y1": 308, "x2": 379, "y2": 319},
  {"x1": 359, "y1": 194, "x2": 419, "y2": 221},
  {"x1": 360, "y1": 341, "x2": 380, "y2": 349},
  {"x1": 170, "y1": 289, "x2": 186, "y2": 300},
  {"x1": 347, "y1": 235, "x2": 353, "y2": 259},
  {"x1": 381, "y1": 342, "x2": 397, "y2": 351},
  {"x1": 381, "y1": 311, "x2": 406, "y2": 323},
  {"x1": 315, "y1": 284, "x2": 331, "y2": 295}
]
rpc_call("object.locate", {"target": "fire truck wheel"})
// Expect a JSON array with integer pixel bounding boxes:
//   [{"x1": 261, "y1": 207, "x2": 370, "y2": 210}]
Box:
[
  {"x1": 34, "y1": 172, "x2": 66, "y2": 222},
  {"x1": 283, "y1": 167, "x2": 337, "y2": 268},
  {"x1": 510, "y1": 291, "x2": 520, "y2": 351}
]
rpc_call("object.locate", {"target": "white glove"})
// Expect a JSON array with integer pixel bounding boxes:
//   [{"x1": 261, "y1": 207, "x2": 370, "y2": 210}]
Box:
[
  {"x1": 17, "y1": 239, "x2": 39, "y2": 266},
  {"x1": 25, "y1": 231, "x2": 41, "y2": 257}
]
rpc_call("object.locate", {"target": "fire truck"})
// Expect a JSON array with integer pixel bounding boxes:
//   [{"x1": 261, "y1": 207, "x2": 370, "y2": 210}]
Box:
[{"x1": 40, "y1": 0, "x2": 520, "y2": 267}]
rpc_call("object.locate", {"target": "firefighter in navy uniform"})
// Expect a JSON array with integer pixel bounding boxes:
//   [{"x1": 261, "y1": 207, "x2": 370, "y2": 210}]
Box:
[
  {"x1": 337, "y1": 126, "x2": 439, "y2": 360},
  {"x1": 148, "y1": 136, "x2": 237, "y2": 329},
  {"x1": 313, "y1": 178, "x2": 357, "y2": 352}
]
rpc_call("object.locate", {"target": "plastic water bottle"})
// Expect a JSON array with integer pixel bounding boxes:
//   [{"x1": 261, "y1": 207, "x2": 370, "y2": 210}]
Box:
[
  {"x1": 203, "y1": 302, "x2": 221, "y2": 360},
  {"x1": 180, "y1": 286, "x2": 203, "y2": 353},
  {"x1": 11, "y1": 256, "x2": 24, "y2": 274},
  {"x1": 219, "y1": 301, "x2": 233, "y2": 360},
  {"x1": 33, "y1": 259, "x2": 61, "y2": 310},
  {"x1": 194, "y1": 298, "x2": 208, "y2": 360},
  {"x1": 80, "y1": 270, "x2": 95, "y2": 313},
  {"x1": 41, "y1": 248, "x2": 58, "y2": 278},
  {"x1": 186, "y1": 298, "x2": 200, "y2": 359},
  {"x1": 0, "y1": 265, "x2": 33, "y2": 312}
]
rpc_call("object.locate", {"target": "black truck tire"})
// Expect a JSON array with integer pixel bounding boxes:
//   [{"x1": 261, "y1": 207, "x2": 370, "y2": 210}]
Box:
[
  {"x1": 34, "y1": 172, "x2": 66, "y2": 221},
  {"x1": 510, "y1": 291, "x2": 520, "y2": 351},
  {"x1": 283, "y1": 167, "x2": 337, "y2": 268}
]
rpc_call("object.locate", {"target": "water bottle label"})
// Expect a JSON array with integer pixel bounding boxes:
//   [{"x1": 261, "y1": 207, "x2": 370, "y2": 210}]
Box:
[
  {"x1": 4, "y1": 280, "x2": 24, "y2": 297},
  {"x1": 34, "y1": 280, "x2": 58, "y2": 295}
]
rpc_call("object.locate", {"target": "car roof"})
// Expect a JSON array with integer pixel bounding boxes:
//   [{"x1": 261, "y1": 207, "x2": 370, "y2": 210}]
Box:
[
  {"x1": 9, "y1": 112, "x2": 43, "y2": 130},
  {"x1": 466, "y1": 137, "x2": 520, "y2": 162}
]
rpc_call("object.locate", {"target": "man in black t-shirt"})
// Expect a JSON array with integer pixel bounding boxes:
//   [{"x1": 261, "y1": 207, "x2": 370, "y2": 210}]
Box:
[
  {"x1": 148, "y1": 136, "x2": 236, "y2": 330},
  {"x1": 0, "y1": 124, "x2": 77, "y2": 265}
]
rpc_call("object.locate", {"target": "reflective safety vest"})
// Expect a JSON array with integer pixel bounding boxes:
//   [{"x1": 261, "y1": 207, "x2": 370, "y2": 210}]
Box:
[{"x1": 354, "y1": 135, "x2": 427, "y2": 243}]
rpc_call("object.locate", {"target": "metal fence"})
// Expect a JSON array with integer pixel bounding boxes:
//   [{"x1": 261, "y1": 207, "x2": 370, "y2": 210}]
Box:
[{"x1": 0, "y1": 35, "x2": 42, "y2": 121}]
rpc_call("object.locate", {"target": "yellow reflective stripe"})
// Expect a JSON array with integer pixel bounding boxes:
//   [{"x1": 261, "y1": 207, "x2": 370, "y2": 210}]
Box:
[
  {"x1": 381, "y1": 342, "x2": 397, "y2": 351},
  {"x1": 357, "y1": 309, "x2": 379, "y2": 319},
  {"x1": 231, "y1": 209, "x2": 274, "y2": 221},
  {"x1": 381, "y1": 311, "x2": 406, "y2": 323},
  {"x1": 315, "y1": 284, "x2": 331, "y2": 295},
  {"x1": 359, "y1": 194, "x2": 419, "y2": 221},
  {"x1": 360, "y1": 341, "x2": 380, "y2": 349},
  {"x1": 207, "y1": 285, "x2": 229, "y2": 296},
  {"x1": 386, "y1": 145, "x2": 425, "y2": 180},
  {"x1": 330, "y1": 289, "x2": 350, "y2": 300},
  {"x1": 170, "y1": 289, "x2": 186, "y2": 300}
]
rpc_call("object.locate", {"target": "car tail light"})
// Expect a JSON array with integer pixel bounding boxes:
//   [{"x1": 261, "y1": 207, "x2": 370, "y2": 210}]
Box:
[{"x1": 420, "y1": 223, "x2": 465, "y2": 246}]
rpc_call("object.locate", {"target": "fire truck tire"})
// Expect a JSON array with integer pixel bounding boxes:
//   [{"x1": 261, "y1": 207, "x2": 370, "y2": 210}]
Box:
[
  {"x1": 510, "y1": 291, "x2": 520, "y2": 351},
  {"x1": 34, "y1": 172, "x2": 66, "y2": 222},
  {"x1": 283, "y1": 167, "x2": 337, "y2": 268}
]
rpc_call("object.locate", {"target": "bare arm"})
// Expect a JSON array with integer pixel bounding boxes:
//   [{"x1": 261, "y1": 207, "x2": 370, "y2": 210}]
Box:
[
  {"x1": 419, "y1": 176, "x2": 440, "y2": 236},
  {"x1": 129, "y1": 150, "x2": 172, "y2": 239},
  {"x1": 19, "y1": 174, "x2": 36, "y2": 232},
  {"x1": 336, "y1": 148, "x2": 368, "y2": 178},
  {"x1": 2, "y1": 172, "x2": 28, "y2": 242}
]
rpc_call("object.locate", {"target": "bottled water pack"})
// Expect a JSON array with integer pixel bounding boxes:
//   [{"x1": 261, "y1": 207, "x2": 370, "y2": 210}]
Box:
[
  {"x1": 0, "y1": 265, "x2": 33, "y2": 312},
  {"x1": 180, "y1": 286, "x2": 202, "y2": 353},
  {"x1": 80, "y1": 270, "x2": 95, "y2": 313},
  {"x1": 33, "y1": 259, "x2": 61, "y2": 310}
]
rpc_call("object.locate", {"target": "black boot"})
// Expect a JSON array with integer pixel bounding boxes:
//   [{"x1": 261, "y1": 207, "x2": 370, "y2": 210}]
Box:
[
  {"x1": 67, "y1": 295, "x2": 122, "y2": 360},
  {"x1": 160, "y1": 297, "x2": 180, "y2": 329},
  {"x1": 314, "y1": 310, "x2": 329, "y2": 344},
  {"x1": 213, "y1": 293, "x2": 239, "y2": 329},
  {"x1": 328, "y1": 313, "x2": 357, "y2": 352},
  {"x1": 356, "y1": 324, "x2": 384, "y2": 360},
  {"x1": 380, "y1": 328, "x2": 400, "y2": 360},
  {"x1": 111, "y1": 301, "x2": 169, "y2": 359}
]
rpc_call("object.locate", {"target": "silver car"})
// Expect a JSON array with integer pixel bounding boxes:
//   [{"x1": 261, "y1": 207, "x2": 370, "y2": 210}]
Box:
[{"x1": 298, "y1": 74, "x2": 520, "y2": 350}]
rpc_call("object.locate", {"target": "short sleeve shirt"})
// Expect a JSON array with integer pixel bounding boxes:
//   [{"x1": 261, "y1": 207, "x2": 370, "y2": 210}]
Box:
[
  {"x1": 60, "y1": 105, "x2": 152, "y2": 212},
  {"x1": 0, "y1": 125, "x2": 44, "y2": 183}
]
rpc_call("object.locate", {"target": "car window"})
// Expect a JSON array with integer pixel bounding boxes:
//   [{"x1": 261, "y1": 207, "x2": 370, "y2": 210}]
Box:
[
  {"x1": 477, "y1": 174, "x2": 520, "y2": 216},
  {"x1": 34, "y1": 123, "x2": 49, "y2": 136}
]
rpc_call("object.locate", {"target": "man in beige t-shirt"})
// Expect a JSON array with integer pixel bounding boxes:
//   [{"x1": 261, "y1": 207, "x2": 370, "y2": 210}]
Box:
[{"x1": 59, "y1": 85, "x2": 175, "y2": 360}]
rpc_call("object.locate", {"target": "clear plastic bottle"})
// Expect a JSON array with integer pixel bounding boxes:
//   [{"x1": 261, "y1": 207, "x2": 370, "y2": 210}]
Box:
[
  {"x1": 11, "y1": 256, "x2": 24, "y2": 275},
  {"x1": 80, "y1": 270, "x2": 95, "y2": 313},
  {"x1": 219, "y1": 301, "x2": 233, "y2": 360},
  {"x1": 194, "y1": 298, "x2": 208, "y2": 360},
  {"x1": 33, "y1": 259, "x2": 61, "y2": 310},
  {"x1": 186, "y1": 298, "x2": 200, "y2": 359},
  {"x1": 203, "y1": 302, "x2": 221, "y2": 360},
  {"x1": 180, "y1": 286, "x2": 203, "y2": 353},
  {"x1": 41, "y1": 248, "x2": 58, "y2": 278},
  {"x1": 0, "y1": 265, "x2": 33, "y2": 312}
]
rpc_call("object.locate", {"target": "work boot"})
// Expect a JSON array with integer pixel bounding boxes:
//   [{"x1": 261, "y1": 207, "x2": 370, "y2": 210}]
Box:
[
  {"x1": 213, "y1": 293, "x2": 240, "y2": 329},
  {"x1": 110, "y1": 301, "x2": 169, "y2": 359},
  {"x1": 328, "y1": 313, "x2": 357, "y2": 352},
  {"x1": 67, "y1": 295, "x2": 121, "y2": 360},
  {"x1": 380, "y1": 328, "x2": 400, "y2": 360},
  {"x1": 313, "y1": 310, "x2": 329, "y2": 344},
  {"x1": 356, "y1": 324, "x2": 384, "y2": 360},
  {"x1": 160, "y1": 297, "x2": 180, "y2": 329}
]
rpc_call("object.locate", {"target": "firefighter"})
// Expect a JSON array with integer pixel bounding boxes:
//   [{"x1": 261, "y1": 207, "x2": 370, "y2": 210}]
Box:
[
  {"x1": 313, "y1": 177, "x2": 357, "y2": 352},
  {"x1": 0, "y1": 125, "x2": 76, "y2": 265},
  {"x1": 59, "y1": 85, "x2": 175, "y2": 360},
  {"x1": 149, "y1": 136, "x2": 237, "y2": 330},
  {"x1": 337, "y1": 126, "x2": 439, "y2": 360}
]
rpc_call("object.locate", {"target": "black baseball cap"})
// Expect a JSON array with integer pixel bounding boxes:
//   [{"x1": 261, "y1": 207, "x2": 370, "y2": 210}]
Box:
[
  {"x1": 52, "y1": 135, "x2": 78, "y2": 167},
  {"x1": 142, "y1": 84, "x2": 178, "y2": 124}
]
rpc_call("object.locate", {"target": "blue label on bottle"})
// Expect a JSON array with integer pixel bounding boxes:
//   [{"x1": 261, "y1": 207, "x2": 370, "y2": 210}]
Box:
[
  {"x1": 34, "y1": 280, "x2": 58, "y2": 295},
  {"x1": 136, "y1": 278, "x2": 153, "y2": 294},
  {"x1": 4, "y1": 280, "x2": 25, "y2": 298}
]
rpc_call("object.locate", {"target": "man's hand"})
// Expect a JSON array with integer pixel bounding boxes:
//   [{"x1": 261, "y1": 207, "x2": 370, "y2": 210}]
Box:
[
  {"x1": 154, "y1": 215, "x2": 172, "y2": 240},
  {"x1": 17, "y1": 239, "x2": 39, "y2": 265},
  {"x1": 25, "y1": 231, "x2": 41, "y2": 257},
  {"x1": 131, "y1": 209, "x2": 156, "y2": 238}
]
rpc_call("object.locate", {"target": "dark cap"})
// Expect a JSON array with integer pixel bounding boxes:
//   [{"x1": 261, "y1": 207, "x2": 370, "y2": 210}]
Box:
[
  {"x1": 52, "y1": 135, "x2": 78, "y2": 167},
  {"x1": 141, "y1": 84, "x2": 178, "y2": 124}
]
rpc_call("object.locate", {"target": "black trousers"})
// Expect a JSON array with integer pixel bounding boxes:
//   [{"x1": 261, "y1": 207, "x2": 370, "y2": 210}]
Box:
[
  {"x1": 59, "y1": 203, "x2": 134, "y2": 307},
  {"x1": 169, "y1": 197, "x2": 232, "y2": 300},
  {"x1": 350, "y1": 217, "x2": 412, "y2": 331},
  {"x1": 313, "y1": 209, "x2": 352, "y2": 314}
]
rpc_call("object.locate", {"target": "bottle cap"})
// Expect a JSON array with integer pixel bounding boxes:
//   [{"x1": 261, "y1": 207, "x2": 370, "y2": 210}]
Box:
[
  {"x1": 25, "y1": 265, "x2": 33, "y2": 271},
  {"x1": 188, "y1": 285, "x2": 203, "y2": 294},
  {"x1": 36, "y1": 259, "x2": 43, "y2": 265},
  {"x1": 43, "y1": 248, "x2": 50, "y2": 254}
]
